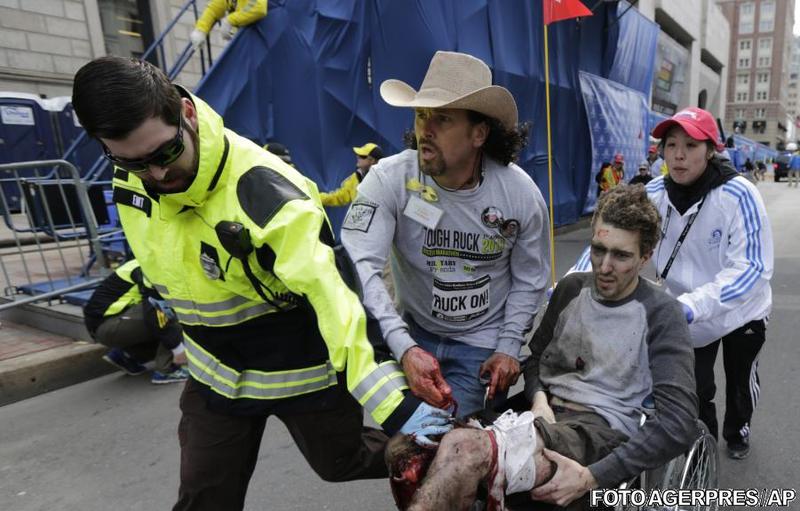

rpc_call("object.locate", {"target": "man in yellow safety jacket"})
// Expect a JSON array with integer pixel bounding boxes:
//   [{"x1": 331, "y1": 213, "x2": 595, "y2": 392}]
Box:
[
  {"x1": 72, "y1": 56, "x2": 451, "y2": 511},
  {"x1": 320, "y1": 143, "x2": 384, "y2": 207},
  {"x1": 190, "y1": 0, "x2": 267, "y2": 47},
  {"x1": 84, "y1": 259, "x2": 189, "y2": 384}
]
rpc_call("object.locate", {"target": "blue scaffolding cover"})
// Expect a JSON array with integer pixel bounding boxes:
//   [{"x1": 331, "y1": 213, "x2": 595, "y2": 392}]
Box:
[
  {"x1": 196, "y1": 0, "x2": 630, "y2": 229},
  {"x1": 579, "y1": 71, "x2": 650, "y2": 212}
]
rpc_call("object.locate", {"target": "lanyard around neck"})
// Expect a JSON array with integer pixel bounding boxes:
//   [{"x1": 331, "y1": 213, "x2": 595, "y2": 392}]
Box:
[{"x1": 659, "y1": 195, "x2": 706, "y2": 282}]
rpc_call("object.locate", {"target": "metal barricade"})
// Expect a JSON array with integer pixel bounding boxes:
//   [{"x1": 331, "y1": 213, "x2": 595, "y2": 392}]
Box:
[{"x1": 0, "y1": 159, "x2": 118, "y2": 311}]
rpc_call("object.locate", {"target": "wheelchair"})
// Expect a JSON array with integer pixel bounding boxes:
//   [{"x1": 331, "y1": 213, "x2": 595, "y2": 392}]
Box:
[{"x1": 613, "y1": 415, "x2": 719, "y2": 511}]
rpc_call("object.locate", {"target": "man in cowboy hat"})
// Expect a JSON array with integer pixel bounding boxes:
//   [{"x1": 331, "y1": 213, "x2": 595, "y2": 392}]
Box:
[{"x1": 341, "y1": 51, "x2": 550, "y2": 418}]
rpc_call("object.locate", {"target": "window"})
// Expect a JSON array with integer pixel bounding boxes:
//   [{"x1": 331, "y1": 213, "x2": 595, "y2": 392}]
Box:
[
  {"x1": 757, "y1": 72, "x2": 770, "y2": 83},
  {"x1": 738, "y1": 57, "x2": 751, "y2": 68},
  {"x1": 736, "y1": 91, "x2": 749, "y2": 102},
  {"x1": 739, "y1": 40, "x2": 752, "y2": 51},
  {"x1": 759, "y1": 0, "x2": 775, "y2": 32},
  {"x1": 754, "y1": 108, "x2": 766, "y2": 118},
  {"x1": 757, "y1": 55, "x2": 771, "y2": 67},
  {"x1": 758, "y1": 38, "x2": 772, "y2": 51},
  {"x1": 739, "y1": 2, "x2": 755, "y2": 34},
  {"x1": 97, "y1": 0, "x2": 155, "y2": 61},
  {"x1": 737, "y1": 74, "x2": 750, "y2": 85},
  {"x1": 735, "y1": 108, "x2": 747, "y2": 120},
  {"x1": 756, "y1": 90, "x2": 768, "y2": 101}
]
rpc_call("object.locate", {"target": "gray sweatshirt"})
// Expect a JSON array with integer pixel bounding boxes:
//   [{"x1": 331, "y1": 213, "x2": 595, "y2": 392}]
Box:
[
  {"x1": 524, "y1": 273, "x2": 699, "y2": 487},
  {"x1": 340, "y1": 149, "x2": 550, "y2": 360}
]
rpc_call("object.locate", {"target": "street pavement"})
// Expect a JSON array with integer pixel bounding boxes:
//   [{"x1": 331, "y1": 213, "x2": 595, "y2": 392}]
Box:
[{"x1": 1, "y1": 179, "x2": 798, "y2": 511}]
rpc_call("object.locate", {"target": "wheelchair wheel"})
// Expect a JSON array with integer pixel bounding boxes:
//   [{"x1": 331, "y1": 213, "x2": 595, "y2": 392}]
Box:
[{"x1": 661, "y1": 420, "x2": 719, "y2": 510}]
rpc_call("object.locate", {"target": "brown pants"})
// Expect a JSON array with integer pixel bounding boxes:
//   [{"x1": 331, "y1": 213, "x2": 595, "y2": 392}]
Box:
[{"x1": 172, "y1": 379, "x2": 389, "y2": 511}]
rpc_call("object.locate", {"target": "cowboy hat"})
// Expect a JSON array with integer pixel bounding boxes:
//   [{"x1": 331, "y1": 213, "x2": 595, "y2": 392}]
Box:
[{"x1": 380, "y1": 51, "x2": 518, "y2": 129}]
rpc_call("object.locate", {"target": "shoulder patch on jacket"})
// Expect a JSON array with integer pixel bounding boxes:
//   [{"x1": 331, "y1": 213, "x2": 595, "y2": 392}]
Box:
[
  {"x1": 342, "y1": 200, "x2": 378, "y2": 232},
  {"x1": 238, "y1": 166, "x2": 308, "y2": 228},
  {"x1": 113, "y1": 187, "x2": 152, "y2": 217}
]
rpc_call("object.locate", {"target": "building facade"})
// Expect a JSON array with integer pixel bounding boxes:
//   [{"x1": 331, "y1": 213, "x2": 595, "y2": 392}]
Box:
[
  {"x1": 786, "y1": 36, "x2": 800, "y2": 142},
  {"x1": 0, "y1": 0, "x2": 221, "y2": 98},
  {"x1": 718, "y1": 0, "x2": 796, "y2": 148},
  {"x1": 635, "y1": 0, "x2": 731, "y2": 121}
]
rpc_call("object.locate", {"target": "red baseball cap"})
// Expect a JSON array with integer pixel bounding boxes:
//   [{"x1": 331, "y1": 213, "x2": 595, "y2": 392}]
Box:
[
  {"x1": 648, "y1": 145, "x2": 658, "y2": 154},
  {"x1": 652, "y1": 107, "x2": 724, "y2": 151}
]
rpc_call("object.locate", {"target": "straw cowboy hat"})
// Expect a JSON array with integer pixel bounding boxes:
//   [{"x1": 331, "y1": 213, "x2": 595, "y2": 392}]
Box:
[{"x1": 380, "y1": 51, "x2": 518, "y2": 129}]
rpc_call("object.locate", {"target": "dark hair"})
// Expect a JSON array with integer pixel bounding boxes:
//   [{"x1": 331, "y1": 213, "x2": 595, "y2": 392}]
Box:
[
  {"x1": 592, "y1": 184, "x2": 661, "y2": 256},
  {"x1": 402, "y1": 110, "x2": 531, "y2": 166},
  {"x1": 72, "y1": 56, "x2": 182, "y2": 140}
]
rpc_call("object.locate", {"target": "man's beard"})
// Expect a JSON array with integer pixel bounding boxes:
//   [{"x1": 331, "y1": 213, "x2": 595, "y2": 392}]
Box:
[
  {"x1": 417, "y1": 142, "x2": 446, "y2": 177},
  {"x1": 145, "y1": 122, "x2": 200, "y2": 194}
]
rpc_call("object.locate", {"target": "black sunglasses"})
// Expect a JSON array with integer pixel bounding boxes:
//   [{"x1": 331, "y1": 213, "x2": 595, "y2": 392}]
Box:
[{"x1": 102, "y1": 117, "x2": 185, "y2": 174}]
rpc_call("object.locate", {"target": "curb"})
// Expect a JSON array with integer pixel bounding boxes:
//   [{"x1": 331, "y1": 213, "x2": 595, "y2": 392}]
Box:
[{"x1": 0, "y1": 341, "x2": 114, "y2": 406}]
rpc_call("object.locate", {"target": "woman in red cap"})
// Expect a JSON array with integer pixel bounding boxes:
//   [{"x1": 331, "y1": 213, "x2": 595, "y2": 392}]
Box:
[
  {"x1": 573, "y1": 106, "x2": 773, "y2": 460},
  {"x1": 648, "y1": 107, "x2": 774, "y2": 460}
]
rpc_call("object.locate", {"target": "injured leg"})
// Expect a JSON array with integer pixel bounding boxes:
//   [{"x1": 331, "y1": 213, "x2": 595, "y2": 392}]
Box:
[{"x1": 398, "y1": 412, "x2": 556, "y2": 511}]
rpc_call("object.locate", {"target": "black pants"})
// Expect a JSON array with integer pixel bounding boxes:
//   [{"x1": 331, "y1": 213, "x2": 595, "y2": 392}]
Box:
[
  {"x1": 694, "y1": 319, "x2": 767, "y2": 444},
  {"x1": 172, "y1": 379, "x2": 389, "y2": 511}
]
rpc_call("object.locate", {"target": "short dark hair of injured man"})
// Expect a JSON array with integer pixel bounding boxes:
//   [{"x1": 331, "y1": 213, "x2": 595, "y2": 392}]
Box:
[{"x1": 386, "y1": 184, "x2": 699, "y2": 511}]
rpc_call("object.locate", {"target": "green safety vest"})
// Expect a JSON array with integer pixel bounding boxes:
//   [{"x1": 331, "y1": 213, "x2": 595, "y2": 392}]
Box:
[{"x1": 111, "y1": 89, "x2": 410, "y2": 427}]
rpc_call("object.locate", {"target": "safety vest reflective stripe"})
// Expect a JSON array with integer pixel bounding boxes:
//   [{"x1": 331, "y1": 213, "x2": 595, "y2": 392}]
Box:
[
  {"x1": 175, "y1": 301, "x2": 284, "y2": 326},
  {"x1": 169, "y1": 294, "x2": 252, "y2": 312},
  {"x1": 154, "y1": 287, "x2": 291, "y2": 325},
  {"x1": 185, "y1": 339, "x2": 337, "y2": 399},
  {"x1": 350, "y1": 361, "x2": 408, "y2": 414}
]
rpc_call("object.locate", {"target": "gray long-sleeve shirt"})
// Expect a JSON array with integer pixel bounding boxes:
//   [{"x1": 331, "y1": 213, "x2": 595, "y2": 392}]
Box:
[
  {"x1": 340, "y1": 149, "x2": 550, "y2": 360},
  {"x1": 524, "y1": 273, "x2": 699, "y2": 487}
]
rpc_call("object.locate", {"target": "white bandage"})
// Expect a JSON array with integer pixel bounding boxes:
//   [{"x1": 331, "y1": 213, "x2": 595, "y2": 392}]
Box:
[{"x1": 488, "y1": 410, "x2": 537, "y2": 494}]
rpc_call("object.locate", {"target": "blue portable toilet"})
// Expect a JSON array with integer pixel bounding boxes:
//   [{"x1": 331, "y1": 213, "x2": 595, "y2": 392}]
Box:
[
  {"x1": 0, "y1": 92, "x2": 60, "y2": 212},
  {"x1": 44, "y1": 96, "x2": 105, "y2": 179}
]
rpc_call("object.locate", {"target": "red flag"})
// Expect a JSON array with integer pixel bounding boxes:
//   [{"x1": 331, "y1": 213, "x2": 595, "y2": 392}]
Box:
[{"x1": 543, "y1": 0, "x2": 593, "y2": 25}]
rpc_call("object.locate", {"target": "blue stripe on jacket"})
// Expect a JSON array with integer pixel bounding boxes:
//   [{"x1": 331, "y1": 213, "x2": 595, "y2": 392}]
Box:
[{"x1": 720, "y1": 180, "x2": 764, "y2": 302}]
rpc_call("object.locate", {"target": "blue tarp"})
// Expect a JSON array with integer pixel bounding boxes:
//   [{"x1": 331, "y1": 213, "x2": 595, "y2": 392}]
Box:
[
  {"x1": 579, "y1": 71, "x2": 650, "y2": 212},
  {"x1": 731, "y1": 134, "x2": 777, "y2": 166},
  {"x1": 196, "y1": 0, "x2": 639, "y2": 230},
  {"x1": 608, "y1": 1, "x2": 659, "y2": 98}
]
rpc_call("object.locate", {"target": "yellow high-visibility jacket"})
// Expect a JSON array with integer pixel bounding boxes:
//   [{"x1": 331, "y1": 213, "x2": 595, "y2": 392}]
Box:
[
  {"x1": 111, "y1": 88, "x2": 415, "y2": 431},
  {"x1": 83, "y1": 259, "x2": 145, "y2": 335},
  {"x1": 195, "y1": 0, "x2": 267, "y2": 34},
  {"x1": 320, "y1": 171, "x2": 362, "y2": 207}
]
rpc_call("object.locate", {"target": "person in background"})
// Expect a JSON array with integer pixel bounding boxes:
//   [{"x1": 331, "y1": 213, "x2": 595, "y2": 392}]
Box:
[
  {"x1": 649, "y1": 145, "x2": 667, "y2": 177},
  {"x1": 320, "y1": 143, "x2": 384, "y2": 207},
  {"x1": 647, "y1": 144, "x2": 659, "y2": 167},
  {"x1": 84, "y1": 259, "x2": 189, "y2": 384},
  {"x1": 596, "y1": 154, "x2": 625, "y2": 196},
  {"x1": 755, "y1": 160, "x2": 767, "y2": 182},
  {"x1": 628, "y1": 161, "x2": 653, "y2": 185},
  {"x1": 190, "y1": 0, "x2": 267, "y2": 48},
  {"x1": 264, "y1": 142, "x2": 295, "y2": 167},
  {"x1": 788, "y1": 144, "x2": 800, "y2": 188}
]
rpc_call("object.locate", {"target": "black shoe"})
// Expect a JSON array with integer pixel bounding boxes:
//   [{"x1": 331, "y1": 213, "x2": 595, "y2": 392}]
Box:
[
  {"x1": 102, "y1": 348, "x2": 147, "y2": 376},
  {"x1": 727, "y1": 438, "x2": 750, "y2": 460}
]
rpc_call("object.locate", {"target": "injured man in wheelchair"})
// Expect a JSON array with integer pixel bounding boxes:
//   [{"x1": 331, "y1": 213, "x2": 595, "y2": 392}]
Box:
[{"x1": 386, "y1": 185, "x2": 700, "y2": 511}]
